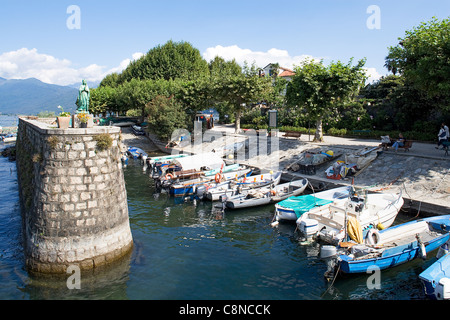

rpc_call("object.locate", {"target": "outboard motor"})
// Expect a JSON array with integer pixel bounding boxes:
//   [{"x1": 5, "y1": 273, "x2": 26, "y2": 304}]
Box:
[
  {"x1": 196, "y1": 185, "x2": 206, "y2": 201},
  {"x1": 219, "y1": 194, "x2": 228, "y2": 212}
]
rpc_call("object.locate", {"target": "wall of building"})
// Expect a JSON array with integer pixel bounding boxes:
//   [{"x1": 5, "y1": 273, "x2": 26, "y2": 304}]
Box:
[{"x1": 16, "y1": 117, "x2": 133, "y2": 273}]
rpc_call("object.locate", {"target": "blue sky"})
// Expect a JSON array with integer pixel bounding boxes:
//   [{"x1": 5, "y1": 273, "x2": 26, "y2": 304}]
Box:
[{"x1": 0, "y1": 0, "x2": 449, "y2": 85}]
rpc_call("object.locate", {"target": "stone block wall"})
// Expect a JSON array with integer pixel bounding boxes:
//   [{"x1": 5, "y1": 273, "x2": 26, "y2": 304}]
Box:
[{"x1": 16, "y1": 117, "x2": 133, "y2": 273}]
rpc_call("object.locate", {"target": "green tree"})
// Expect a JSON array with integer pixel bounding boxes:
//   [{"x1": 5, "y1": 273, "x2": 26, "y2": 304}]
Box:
[
  {"x1": 90, "y1": 85, "x2": 120, "y2": 116},
  {"x1": 145, "y1": 95, "x2": 188, "y2": 140},
  {"x1": 208, "y1": 56, "x2": 242, "y2": 79},
  {"x1": 286, "y1": 58, "x2": 367, "y2": 141},
  {"x1": 385, "y1": 17, "x2": 450, "y2": 109},
  {"x1": 119, "y1": 40, "x2": 209, "y2": 83},
  {"x1": 99, "y1": 72, "x2": 120, "y2": 88},
  {"x1": 216, "y1": 72, "x2": 272, "y2": 133}
]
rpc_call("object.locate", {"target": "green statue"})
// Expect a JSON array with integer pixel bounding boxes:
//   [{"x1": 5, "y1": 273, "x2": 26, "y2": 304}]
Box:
[{"x1": 76, "y1": 79, "x2": 90, "y2": 113}]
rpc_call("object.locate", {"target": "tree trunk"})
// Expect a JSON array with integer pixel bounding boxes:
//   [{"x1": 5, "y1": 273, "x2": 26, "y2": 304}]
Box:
[
  {"x1": 235, "y1": 109, "x2": 241, "y2": 134},
  {"x1": 314, "y1": 119, "x2": 324, "y2": 142}
]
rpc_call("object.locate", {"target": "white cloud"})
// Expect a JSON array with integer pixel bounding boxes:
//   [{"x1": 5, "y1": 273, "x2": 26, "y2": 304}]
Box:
[
  {"x1": 364, "y1": 67, "x2": 382, "y2": 84},
  {"x1": 204, "y1": 44, "x2": 384, "y2": 84},
  {"x1": 202, "y1": 45, "x2": 319, "y2": 70},
  {"x1": 0, "y1": 48, "x2": 143, "y2": 86},
  {"x1": 0, "y1": 46, "x2": 382, "y2": 87}
]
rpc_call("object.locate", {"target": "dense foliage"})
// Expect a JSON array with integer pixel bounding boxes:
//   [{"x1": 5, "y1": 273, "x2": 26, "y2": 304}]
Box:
[{"x1": 286, "y1": 58, "x2": 367, "y2": 141}]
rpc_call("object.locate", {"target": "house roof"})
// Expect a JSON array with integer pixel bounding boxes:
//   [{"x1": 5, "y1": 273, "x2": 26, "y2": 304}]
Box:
[
  {"x1": 278, "y1": 67, "x2": 295, "y2": 78},
  {"x1": 262, "y1": 63, "x2": 295, "y2": 78}
]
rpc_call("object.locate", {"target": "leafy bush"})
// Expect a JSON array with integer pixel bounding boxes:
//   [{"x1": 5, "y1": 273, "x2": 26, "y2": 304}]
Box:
[
  {"x1": 327, "y1": 128, "x2": 347, "y2": 136},
  {"x1": 93, "y1": 134, "x2": 113, "y2": 151}
]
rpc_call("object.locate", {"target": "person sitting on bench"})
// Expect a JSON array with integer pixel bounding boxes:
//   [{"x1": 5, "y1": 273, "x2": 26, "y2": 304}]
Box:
[{"x1": 392, "y1": 133, "x2": 406, "y2": 152}]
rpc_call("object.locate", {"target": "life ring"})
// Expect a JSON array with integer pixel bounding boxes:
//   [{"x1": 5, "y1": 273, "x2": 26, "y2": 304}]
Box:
[
  {"x1": 270, "y1": 190, "x2": 276, "y2": 196},
  {"x1": 215, "y1": 173, "x2": 223, "y2": 183},
  {"x1": 165, "y1": 173, "x2": 174, "y2": 180},
  {"x1": 366, "y1": 228, "x2": 381, "y2": 246}
]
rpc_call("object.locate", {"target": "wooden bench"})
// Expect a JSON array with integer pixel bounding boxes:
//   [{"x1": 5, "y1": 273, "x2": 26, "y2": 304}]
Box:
[
  {"x1": 283, "y1": 130, "x2": 302, "y2": 138},
  {"x1": 398, "y1": 140, "x2": 413, "y2": 151}
]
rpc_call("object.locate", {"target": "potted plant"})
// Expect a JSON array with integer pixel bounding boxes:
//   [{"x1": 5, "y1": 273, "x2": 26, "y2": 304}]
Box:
[
  {"x1": 57, "y1": 106, "x2": 71, "y2": 129},
  {"x1": 77, "y1": 113, "x2": 90, "y2": 128}
]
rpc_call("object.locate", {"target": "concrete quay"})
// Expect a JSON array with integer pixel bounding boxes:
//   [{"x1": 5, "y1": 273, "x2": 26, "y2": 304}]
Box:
[{"x1": 122, "y1": 124, "x2": 449, "y2": 216}]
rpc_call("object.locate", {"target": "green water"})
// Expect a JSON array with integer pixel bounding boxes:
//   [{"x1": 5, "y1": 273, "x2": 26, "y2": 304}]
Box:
[{"x1": 0, "y1": 152, "x2": 436, "y2": 300}]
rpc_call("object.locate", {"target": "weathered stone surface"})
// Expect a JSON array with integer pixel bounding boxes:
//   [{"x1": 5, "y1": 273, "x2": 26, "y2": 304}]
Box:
[{"x1": 16, "y1": 117, "x2": 133, "y2": 274}]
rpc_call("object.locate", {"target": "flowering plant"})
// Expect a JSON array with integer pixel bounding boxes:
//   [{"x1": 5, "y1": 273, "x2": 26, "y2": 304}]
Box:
[
  {"x1": 77, "y1": 113, "x2": 90, "y2": 123},
  {"x1": 57, "y1": 105, "x2": 71, "y2": 117}
]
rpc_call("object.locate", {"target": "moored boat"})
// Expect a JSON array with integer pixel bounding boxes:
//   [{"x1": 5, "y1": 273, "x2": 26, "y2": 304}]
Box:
[
  {"x1": 127, "y1": 146, "x2": 148, "y2": 159},
  {"x1": 419, "y1": 241, "x2": 450, "y2": 300},
  {"x1": 205, "y1": 171, "x2": 282, "y2": 201},
  {"x1": 151, "y1": 152, "x2": 224, "y2": 179},
  {"x1": 297, "y1": 188, "x2": 404, "y2": 244},
  {"x1": 225, "y1": 178, "x2": 308, "y2": 210},
  {"x1": 335, "y1": 214, "x2": 450, "y2": 274},
  {"x1": 158, "y1": 163, "x2": 242, "y2": 188},
  {"x1": 169, "y1": 167, "x2": 252, "y2": 197},
  {"x1": 274, "y1": 186, "x2": 351, "y2": 222}
]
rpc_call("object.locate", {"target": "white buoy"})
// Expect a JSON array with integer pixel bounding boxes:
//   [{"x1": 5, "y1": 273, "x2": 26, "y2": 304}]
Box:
[{"x1": 270, "y1": 221, "x2": 279, "y2": 227}]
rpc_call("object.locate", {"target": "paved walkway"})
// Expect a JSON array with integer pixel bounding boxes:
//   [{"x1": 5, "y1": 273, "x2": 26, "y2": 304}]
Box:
[{"x1": 208, "y1": 125, "x2": 450, "y2": 215}]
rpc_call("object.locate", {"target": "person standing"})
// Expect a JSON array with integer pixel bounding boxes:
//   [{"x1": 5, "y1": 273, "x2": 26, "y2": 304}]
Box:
[{"x1": 436, "y1": 122, "x2": 449, "y2": 149}]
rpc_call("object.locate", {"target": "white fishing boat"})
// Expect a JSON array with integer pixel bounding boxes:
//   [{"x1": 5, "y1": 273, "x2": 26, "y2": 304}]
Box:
[
  {"x1": 205, "y1": 171, "x2": 282, "y2": 201},
  {"x1": 225, "y1": 178, "x2": 308, "y2": 209},
  {"x1": 170, "y1": 167, "x2": 252, "y2": 197},
  {"x1": 296, "y1": 188, "x2": 404, "y2": 244},
  {"x1": 274, "y1": 186, "x2": 351, "y2": 222},
  {"x1": 158, "y1": 163, "x2": 243, "y2": 188}
]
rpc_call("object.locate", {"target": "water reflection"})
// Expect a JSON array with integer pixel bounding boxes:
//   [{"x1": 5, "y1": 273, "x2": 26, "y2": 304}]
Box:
[
  {"x1": 21, "y1": 250, "x2": 133, "y2": 300},
  {"x1": 0, "y1": 153, "x2": 435, "y2": 299}
]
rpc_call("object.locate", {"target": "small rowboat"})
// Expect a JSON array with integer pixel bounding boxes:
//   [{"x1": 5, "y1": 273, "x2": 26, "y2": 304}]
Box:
[{"x1": 224, "y1": 178, "x2": 308, "y2": 210}]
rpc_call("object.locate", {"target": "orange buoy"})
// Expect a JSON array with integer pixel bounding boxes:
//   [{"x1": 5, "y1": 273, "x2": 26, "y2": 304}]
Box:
[{"x1": 165, "y1": 173, "x2": 174, "y2": 180}]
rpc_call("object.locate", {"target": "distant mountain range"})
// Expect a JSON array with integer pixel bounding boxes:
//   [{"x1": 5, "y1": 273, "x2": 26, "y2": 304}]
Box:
[{"x1": 0, "y1": 77, "x2": 99, "y2": 115}]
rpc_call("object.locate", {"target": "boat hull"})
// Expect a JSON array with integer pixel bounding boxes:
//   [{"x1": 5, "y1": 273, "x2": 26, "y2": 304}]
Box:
[
  {"x1": 274, "y1": 186, "x2": 351, "y2": 221},
  {"x1": 170, "y1": 169, "x2": 252, "y2": 197},
  {"x1": 206, "y1": 172, "x2": 282, "y2": 201},
  {"x1": 339, "y1": 234, "x2": 449, "y2": 274},
  {"x1": 338, "y1": 215, "x2": 450, "y2": 274},
  {"x1": 225, "y1": 179, "x2": 308, "y2": 210},
  {"x1": 419, "y1": 246, "x2": 450, "y2": 299}
]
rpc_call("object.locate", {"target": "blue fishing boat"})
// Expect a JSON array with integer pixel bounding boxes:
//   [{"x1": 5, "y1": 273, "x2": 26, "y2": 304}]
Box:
[
  {"x1": 337, "y1": 215, "x2": 450, "y2": 274},
  {"x1": 419, "y1": 242, "x2": 450, "y2": 300},
  {"x1": 127, "y1": 146, "x2": 148, "y2": 159}
]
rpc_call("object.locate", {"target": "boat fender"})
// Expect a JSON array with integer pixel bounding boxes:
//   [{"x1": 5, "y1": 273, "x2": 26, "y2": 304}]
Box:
[
  {"x1": 366, "y1": 229, "x2": 381, "y2": 246},
  {"x1": 416, "y1": 234, "x2": 426, "y2": 260},
  {"x1": 215, "y1": 173, "x2": 223, "y2": 183},
  {"x1": 165, "y1": 173, "x2": 174, "y2": 180},
  {"x1": 376, "y1": 223, "x2": 385, "y2": 230}
]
